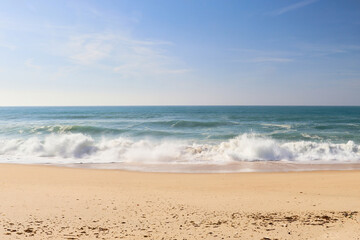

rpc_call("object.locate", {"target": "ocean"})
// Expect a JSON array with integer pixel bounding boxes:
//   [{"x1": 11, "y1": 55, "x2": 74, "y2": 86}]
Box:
[{"x1": 0, "y1": 106, "x2": 359, "y2": 172}]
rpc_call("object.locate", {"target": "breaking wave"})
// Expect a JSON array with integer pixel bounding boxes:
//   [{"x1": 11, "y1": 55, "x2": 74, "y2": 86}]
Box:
[{"x1": 0, "y1": 133, "x2": 359, "y2": 164}]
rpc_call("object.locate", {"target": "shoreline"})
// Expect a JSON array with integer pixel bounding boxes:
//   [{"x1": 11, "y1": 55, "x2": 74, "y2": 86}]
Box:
[
  {"x1": 6, "y1": 161, "x2": 360, "y2": 174},
  {"x1": 58, "y1": 161, "x2": 360, "y2": 173},
  {"x1": 0, "y1": 163, "x2": 359, "y2": 239}
]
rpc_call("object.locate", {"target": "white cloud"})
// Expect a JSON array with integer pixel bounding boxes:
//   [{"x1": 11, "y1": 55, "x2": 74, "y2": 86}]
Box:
[{"x1": 271, "y1": 0, "x2": 319, "y2": 16}]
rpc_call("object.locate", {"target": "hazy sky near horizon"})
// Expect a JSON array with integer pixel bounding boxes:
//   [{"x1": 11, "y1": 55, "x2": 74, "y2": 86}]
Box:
[{"x1": 0, "y1": 0, "x2": 359, "y2": 106}]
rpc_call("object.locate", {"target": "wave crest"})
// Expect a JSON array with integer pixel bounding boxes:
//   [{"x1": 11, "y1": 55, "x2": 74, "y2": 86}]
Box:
[{"x1": 0, "y1": 133, "x2": 359, "y2": 164}]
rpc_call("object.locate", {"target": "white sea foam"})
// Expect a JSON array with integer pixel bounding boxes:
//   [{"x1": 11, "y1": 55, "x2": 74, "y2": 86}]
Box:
[{"x1": 0, "y1": 133, "x2": 359, "y2": 164}]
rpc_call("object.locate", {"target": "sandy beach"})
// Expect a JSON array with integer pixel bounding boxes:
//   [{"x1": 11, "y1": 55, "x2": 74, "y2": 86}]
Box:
[{"x1": 0, "y1": 164, "x2": 359, "y2": 239}]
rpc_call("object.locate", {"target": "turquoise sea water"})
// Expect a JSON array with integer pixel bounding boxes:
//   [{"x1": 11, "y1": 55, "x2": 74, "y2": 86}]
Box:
[{"x1": 0, "y1": 106, "x2": 359, "y2": 166}]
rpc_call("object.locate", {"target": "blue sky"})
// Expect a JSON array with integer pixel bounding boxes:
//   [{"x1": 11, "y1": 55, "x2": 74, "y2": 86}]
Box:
[{"x1": 0, "y1": 0, "x2": 359, "y2": 106}]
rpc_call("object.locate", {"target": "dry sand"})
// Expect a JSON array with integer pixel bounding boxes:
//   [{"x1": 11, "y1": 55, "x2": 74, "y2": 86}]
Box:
[{"x1": 0, "y1": 164, "x2": 359, "y2": 239}]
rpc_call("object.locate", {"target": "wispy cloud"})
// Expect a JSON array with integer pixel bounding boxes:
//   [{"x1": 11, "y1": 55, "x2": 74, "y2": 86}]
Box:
[
  {"x1": 297, "y1": 44, "x2": 360, "y2": 57},
  {"x1": 232, "y1": 48, "x2": 296, "y2": 64},
  {"x1": 247, "y1": 57, "x2": 293, "y2": 63},
  {"x1": 0, "y1": 2, "x2": 192, "y2": 82},
  {"x1": 25, "y1": 58, "x2": 42, "y2": 70},
  {"x1": 62, "y1": 32, "x2": 190, "y2": 78},
  {"x1": 67, "y1": 34, "x2": 114, "y2": 65},
  {"x1": 271, "y1": 0, "x2": 319, "y2": 16},
  {"x1": 232, "y1": 43, "x2": 360, "y2": 64},
  {"x1": 0, "y1": 41, "x2": 16, "y2": 50}
]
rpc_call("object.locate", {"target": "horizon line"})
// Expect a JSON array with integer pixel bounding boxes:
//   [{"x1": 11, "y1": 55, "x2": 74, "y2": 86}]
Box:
[{"x1": 0, "y1": 105, "x2": 359, "y2": 107}]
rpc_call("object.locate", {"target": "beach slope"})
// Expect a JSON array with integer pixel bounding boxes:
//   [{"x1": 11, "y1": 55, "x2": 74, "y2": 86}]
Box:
[{"x1": 0, "y1": 164, "x2": 359, "y2": 239}]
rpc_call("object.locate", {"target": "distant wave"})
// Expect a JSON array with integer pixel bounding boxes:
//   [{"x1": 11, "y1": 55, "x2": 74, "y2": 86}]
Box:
[
  {"x1": 261, "y1": 123, "x2": 292, "y2": 129},
  {"x1": 28, "y1": 125, "x2": 127, "y2": 135},
  {"x1": 301, "y1": 133, "x2": 323, "y2": 140},
  {"x1": 16, "y1": 121, "x2": 236, "y2": 135},
  {"x1": 142, "y1": 120, "x2": 232, "y2": 128},
  {"x1": 0, "y1": 133, "x2": 359, "y2": 164}
]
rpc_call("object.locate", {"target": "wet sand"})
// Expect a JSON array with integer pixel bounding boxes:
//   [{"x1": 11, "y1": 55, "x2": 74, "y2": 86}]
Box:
[
  {"x1": 64, "y1": 161, "x2": 360, "y2": 173},
  {"x1": 0, "y1": 164, "x2": 359, "y2": 239}
]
